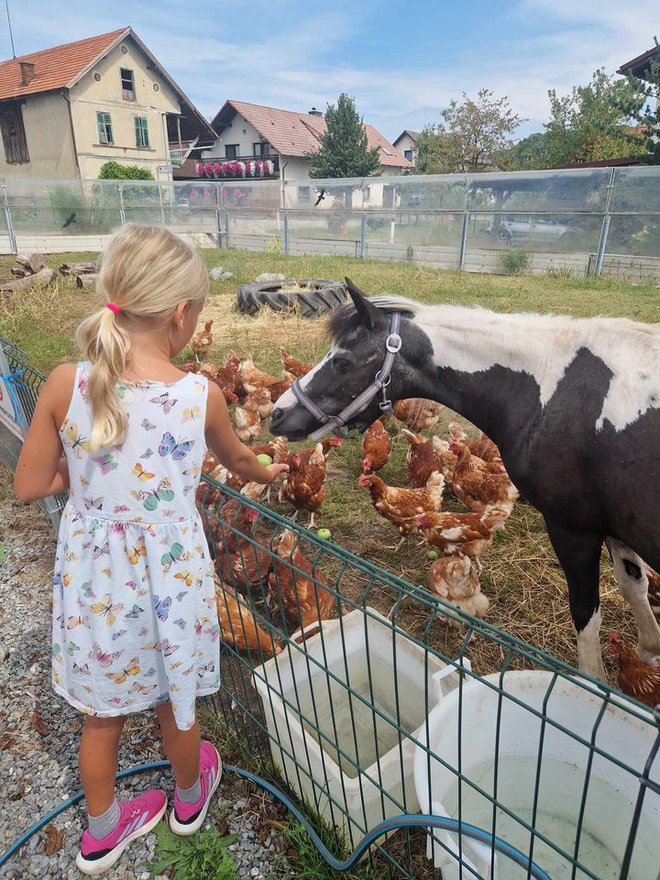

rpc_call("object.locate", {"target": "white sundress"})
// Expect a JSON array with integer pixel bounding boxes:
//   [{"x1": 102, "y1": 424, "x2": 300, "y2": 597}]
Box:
[{"x1": 52, "y1": 363, "x2": 220, "y2": 730}]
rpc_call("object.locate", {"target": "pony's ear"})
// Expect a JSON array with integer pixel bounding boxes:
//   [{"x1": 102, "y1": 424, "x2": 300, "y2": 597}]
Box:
[{"x1": 345, "y1": 277, "x2": 384, "y2": 331}]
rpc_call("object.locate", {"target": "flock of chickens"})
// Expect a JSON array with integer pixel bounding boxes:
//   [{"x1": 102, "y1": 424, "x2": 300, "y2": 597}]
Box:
[{"x1": 187, "y1": 318, "x2": 660, "y2": 708}]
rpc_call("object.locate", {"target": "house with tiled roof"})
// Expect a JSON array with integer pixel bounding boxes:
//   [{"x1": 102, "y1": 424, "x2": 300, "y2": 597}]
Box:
[
  {"x1": 393, "y1": 130, "x2": 420, "y2": 166},
  {"x1": 176, "y1": 99, "x2": 412, "y2": 184},
  {"x1": 0, "y1": 28, "x2": 214, "y2": 179}
]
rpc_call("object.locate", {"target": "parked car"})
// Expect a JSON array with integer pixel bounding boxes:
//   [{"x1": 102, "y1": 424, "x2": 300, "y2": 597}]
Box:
[{"x1": 488, "y1": 216, "x2": 581, "y2": 246}]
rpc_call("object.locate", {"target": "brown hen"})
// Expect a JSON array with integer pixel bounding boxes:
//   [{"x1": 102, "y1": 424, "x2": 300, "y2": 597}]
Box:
[
  {"x1": 281, "y1": 442, "x2": 330, "y2": 528},
  {"x1": 401, "y1": 429, "x2": 447, "y2": 487},
  {"x1": 280, "y1": 348, "x2": 312, "y2": 378},
  {"x1": 416, "y1": 508, "x2": 508, "y2": 559},
  {"x1": 448, "y1": 422, "x2": 503, "y2": 465},
  {"x1": 215, "y1": 539, "x2": 273, "y2": 593},
  {"x1": 645, "y1": 564, "x2": 660, "y2": 624},
  {"x1": 215, "y1": 579, "x2": 282, "y2": 657},
  {"x1": 238, "y1": 357, "x2": 280, "y2": 390},
  {"x1": 251, "y1": 437, "x2": 289, "y2": 463},
  {"x1": 358, "y1": 471, "x2": 445, "y2": 548},
  {"x1": 393, "y1": 398, "x2": 444, "y2": 431},
  {"x1": 609, "y1": 633, "x2": 660, "y2": 707},
  {"x1": 196, "y1": 360, "x2": 239, "y2": 405},
  {"x1": 449, "y1": 440, "x2": 518, "y2": 516},
  {"x1": 206, "y1": 483, "x2": 265, "y2": 552},
  {"x1": 361, "y1": 419, "x2": 392, "y2": 472},
  {"x1": 428, "y1": 555, "x2": 490, "y2": 621},
  {"x1": 192, "y1": 318, "x2": 214, "y2": 361},
  {"x1": 268, "y1": 529, "x2": 337, "y2": 633},
  {"x1": 232, "y1": 399, "x2": 262, "y2": 443},
  {"x1": 243, "y1": 385, "x2": 273, "y2": 419}
]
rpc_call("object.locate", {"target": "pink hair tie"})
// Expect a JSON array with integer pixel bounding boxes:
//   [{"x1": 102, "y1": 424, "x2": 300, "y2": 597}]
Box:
[{"x1": 106, "y1": 302, "x2": 120, "y2": 315}]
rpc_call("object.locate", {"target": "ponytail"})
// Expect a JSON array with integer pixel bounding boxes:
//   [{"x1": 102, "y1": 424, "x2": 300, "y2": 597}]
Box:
[
  {"x1": 76, "y1": 306, "x2": 132, "y2": 450},
  {"x1": 74, "y1": 224, "x2": 209, "y2": 452}
]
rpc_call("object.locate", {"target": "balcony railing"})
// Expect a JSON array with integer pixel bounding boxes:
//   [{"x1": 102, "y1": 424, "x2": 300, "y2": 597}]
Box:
[{"x1": 195, "y1": 155, "x2": 280, "y2": 180}]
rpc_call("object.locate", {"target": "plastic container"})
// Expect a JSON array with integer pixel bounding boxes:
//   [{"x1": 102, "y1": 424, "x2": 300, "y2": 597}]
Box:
[
  {"x1": 252, "y1": 607, "x2": 467, "y2": 848},
  {"x1": 413, "y1": 670, "x2": 660, "y2": 880}
]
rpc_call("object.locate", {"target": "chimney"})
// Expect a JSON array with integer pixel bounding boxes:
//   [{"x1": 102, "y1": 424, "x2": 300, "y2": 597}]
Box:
[
  {"x1": 19, "y1": 61, "x2": 35, "y2": 86},
  {"x1": 308, "y1": 107, "x2": 323, "y2": 116}
]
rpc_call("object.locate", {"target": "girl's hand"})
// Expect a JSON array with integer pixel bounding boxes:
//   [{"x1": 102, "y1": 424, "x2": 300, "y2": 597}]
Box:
[{"x1": 263, "y1": 463, "x2": 289, "y2": 483}]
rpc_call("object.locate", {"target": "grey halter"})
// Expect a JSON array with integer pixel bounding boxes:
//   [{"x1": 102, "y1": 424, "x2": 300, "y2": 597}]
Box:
[{"x1": 291, "y1": 312, "x2": 403, "y2": 442}]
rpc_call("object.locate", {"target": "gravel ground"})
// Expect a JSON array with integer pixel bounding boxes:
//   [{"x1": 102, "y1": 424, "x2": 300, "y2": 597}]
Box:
[{"x1": 0, "y1": 491, "x2": 293, "y2": 879}]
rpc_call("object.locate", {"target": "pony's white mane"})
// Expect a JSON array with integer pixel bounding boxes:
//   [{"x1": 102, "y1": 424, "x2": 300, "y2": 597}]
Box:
[
  {"x1": 370, "y1": 294, "x2": 421, "y2": 314},
  {"x1": 370, "y1": 295, "x2": 660, "y2": 433}
]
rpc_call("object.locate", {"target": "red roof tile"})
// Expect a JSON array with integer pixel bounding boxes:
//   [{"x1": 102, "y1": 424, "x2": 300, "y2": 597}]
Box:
[
  {"x1": 214, "y1": 100, "x2": 412, "y2": 168},
  {"x1": 0, "y1": 28, "x2": 128, "y2": 101}
]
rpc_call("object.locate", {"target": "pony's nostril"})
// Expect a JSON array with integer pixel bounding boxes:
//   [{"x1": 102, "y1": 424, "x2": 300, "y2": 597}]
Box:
[{"x1": 271, "y1": 408, "x2": 283, "y2": 421}]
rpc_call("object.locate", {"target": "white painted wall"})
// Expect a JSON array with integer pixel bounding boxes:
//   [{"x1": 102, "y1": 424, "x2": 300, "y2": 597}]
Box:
[{"x1": 203, "y1": 115, "x2": 269, "y2": 159}]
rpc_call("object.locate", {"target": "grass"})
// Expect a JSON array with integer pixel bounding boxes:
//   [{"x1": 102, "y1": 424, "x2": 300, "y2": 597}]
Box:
[{"x1": 1, "y1": 248, "x2": 660, "y2": 374}]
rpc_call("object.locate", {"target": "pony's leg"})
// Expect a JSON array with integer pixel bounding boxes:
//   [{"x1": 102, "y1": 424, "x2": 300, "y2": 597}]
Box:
[
  {"x1": 606, "y1": 537, "x2": 660, "y2": 666},
  {"x1": 544, "y1": 520, "x2": 605, "y2": 680}
]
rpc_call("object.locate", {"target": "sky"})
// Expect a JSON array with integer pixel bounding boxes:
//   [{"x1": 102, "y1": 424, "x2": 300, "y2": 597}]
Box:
[{"x1": 2, "y1": 1, "x2": 656, "y2": 143}]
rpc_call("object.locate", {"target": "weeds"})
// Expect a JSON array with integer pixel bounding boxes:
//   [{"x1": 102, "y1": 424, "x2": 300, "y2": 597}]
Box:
[
  {"x1": 498, "y1": 247, "x2": 530, "y2": 275},
  {"x1": 148, "y1": 822, "x2": 236, "y2": 879}
]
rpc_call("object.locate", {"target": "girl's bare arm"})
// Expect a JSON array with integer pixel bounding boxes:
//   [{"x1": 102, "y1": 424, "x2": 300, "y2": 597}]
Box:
[
  {"x1": 14, "y1": 364, "x2": 74, "y2": 503},
  {"x1": 204, "y1": 382, "x2": 287, "y2": 483}
]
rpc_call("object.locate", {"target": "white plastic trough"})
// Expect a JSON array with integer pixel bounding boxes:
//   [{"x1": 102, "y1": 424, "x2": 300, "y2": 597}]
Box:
[
  {"x1": 252, "y1": 607, "x2": 468, "y2": 849},
  {"x1": 414, "y1": 670, "x2": 660, "y2": 880}
]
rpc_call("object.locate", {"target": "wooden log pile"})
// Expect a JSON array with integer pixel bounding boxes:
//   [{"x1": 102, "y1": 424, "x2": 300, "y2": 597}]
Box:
[{"x1": 0, "y1": 253, "x2": 54, "y2": 292}]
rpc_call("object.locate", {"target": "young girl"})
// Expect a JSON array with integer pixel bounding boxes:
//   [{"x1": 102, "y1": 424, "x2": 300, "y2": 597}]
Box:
[{"x1": 14, "y1": 225, "x2": 287, "y2": 875}]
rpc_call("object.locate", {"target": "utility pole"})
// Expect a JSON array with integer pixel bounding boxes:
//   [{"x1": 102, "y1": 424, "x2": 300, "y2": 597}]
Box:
[{"x1": 5, "y1": 0, "x2": 15, "y2": 58}]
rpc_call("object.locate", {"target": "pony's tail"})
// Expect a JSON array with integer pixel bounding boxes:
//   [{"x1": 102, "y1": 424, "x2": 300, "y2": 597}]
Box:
[{"x1": 75, "y1": 307, "x2": 131, "y2": 450}]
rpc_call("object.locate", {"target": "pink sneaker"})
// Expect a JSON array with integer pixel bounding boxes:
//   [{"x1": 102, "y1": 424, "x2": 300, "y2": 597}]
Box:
[
  {"x1": 75, "y1": 790, "x2": 167, "y2": 876},
  {"x1": 169, "y1": 740, "x2": 222, "y2": 835}
]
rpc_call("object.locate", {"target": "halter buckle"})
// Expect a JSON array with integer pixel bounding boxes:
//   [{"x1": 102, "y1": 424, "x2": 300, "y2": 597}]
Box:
[{"x1": 386, "y1": 333, "x2": 402, "y2": 353}]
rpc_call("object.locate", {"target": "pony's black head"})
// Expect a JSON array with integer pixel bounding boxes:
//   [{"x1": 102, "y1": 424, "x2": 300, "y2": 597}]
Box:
[{"x1": 269, "y1": 278, "x2": 434, "y2": 440}]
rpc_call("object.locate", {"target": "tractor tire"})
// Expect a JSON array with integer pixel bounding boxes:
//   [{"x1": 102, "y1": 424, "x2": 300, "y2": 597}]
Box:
[{"x1": 236, "y1": 279, "x2": 346, "y2": 319}]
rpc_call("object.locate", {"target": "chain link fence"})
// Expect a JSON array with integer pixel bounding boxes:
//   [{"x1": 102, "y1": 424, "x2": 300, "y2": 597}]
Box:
[{"x1": 0, "y1": 166, "x2": 658, "y2": 280}]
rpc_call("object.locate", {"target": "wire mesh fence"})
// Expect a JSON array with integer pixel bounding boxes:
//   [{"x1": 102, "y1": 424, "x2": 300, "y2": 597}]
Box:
[
  {"x1": 198, "y1": 477, "x2": 660, "y2": 880},
  {"x1": 0, "y1": 336, "x2": 66, "y2": 528},
  {"x1": 0, "y1": 166, "x2": 659, "y2": 280}
]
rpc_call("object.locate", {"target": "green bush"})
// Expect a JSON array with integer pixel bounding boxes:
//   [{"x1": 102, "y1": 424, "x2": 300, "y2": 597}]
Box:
[
  {"x1": 98, "y1": 160, "x2": 154, "y2": 180},
  {"x1": 499, "y1": 247, "x2": 530, "y2": 275}
]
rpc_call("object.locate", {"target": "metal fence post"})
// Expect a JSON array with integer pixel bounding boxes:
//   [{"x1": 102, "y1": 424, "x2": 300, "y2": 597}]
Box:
[
  {"x1": 214, "y1": 184, "x2": 222, "y2": 249},
  {"x1": 594, "y1": 167, "x2": 616, "y2": 277},
  {"x1": 224, "y1": 210, "x2": 230, "y2": 249},
  {"x1": 283, "y1": 210, "x2": 289, "y2": 253},
  {"x1": 1, "y1": 179, "x2": 17, "y2": 255},
  {"x1": 118, "y1": 183, "x2": 126, "y2": 226},
  {"x1": 360, "y1": 213, "x2": 366, "y2": 258},
  {"x1": 458, "y1": 209, "x2": 469, "y2": 270}
]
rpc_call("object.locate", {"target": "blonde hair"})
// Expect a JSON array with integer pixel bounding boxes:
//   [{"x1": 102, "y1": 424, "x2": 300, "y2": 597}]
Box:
[{"x1": 76, "y1": 225, "x2": 209, "y2": 450}]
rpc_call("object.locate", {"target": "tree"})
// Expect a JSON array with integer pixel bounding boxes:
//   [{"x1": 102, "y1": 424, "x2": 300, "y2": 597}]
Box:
[
  {"x1": 542, "y1": 69, "x2": 646, "y2": 167},
  {"x1": 416, "y1": 89, "x2": 521, "y2": 174},
  {"x1": 622, "y1": 53, "x2": 660, "y2": 164},
  {"x1": 499, "y1": 132, "x2": 551, "y2": 171},
  {"x1": 98, "y1": 161, "x2": 154, "y2": 180},
  {"x1": 307, "y1": 93, "x2": 380, "y2": 179}
]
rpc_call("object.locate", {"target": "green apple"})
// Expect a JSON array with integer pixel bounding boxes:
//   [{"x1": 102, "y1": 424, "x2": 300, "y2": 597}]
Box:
[
  {"x1": 317, "y1": 528, "x2": 332, "y2": 540},
  {"x1": 426, "y1": 550, "x2": 439, "y2": 560},
  {"x1": 256, "y1": 453, "x2": 273, "y2": 466}
]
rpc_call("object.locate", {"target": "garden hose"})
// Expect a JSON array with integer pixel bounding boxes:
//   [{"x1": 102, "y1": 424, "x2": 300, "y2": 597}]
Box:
[{"x1": 0, "y1": 760, "x2": 552, "y2": 879}]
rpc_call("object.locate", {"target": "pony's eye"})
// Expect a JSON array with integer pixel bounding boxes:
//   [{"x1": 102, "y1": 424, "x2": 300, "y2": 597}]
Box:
[{"x1": 333, "y1": 355, "x2": 352, "y2": 373}]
